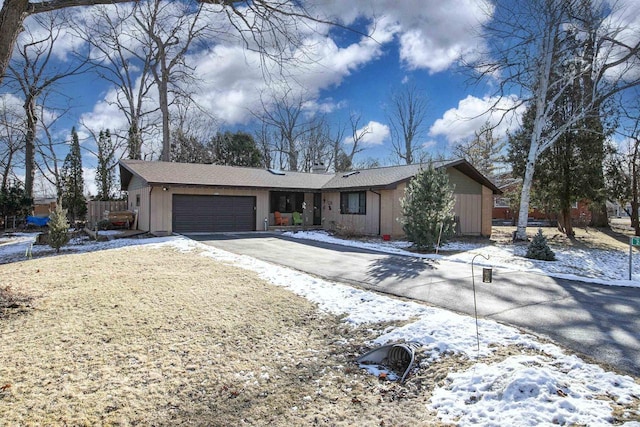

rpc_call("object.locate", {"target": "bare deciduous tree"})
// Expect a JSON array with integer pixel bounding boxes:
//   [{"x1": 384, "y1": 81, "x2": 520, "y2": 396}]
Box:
[
  {"x1": 299, "y1": 116, "x2": 332, "y2": 172},
  {"x1": 0, "y1": 96, "x2": 25, "y2": 190},
  {"x1": 133, "y1": 0, "x2": 208, "y2": 162},
  {"x1": 254, "y1": 122, "x2": 276, "y2": 169},
  {"x1": 387, "y1": 84, "x2": 429, "y2": 165},
  {"x1": 332, "y1": 112, "x2": 370, "y2": 172},
  {"x1": 78, "y1": 4, "x2": 157, "y2": 160},
  {"x1": 256, "y1": 90, "x2": 312, "y2": 171},
  {"x1": 6, "y1": 11, "x2": 88, "y2": 199},
  {"x1": 453, "y1": 121, "x2": 505, "y2": 178},
  {"x1": 606, "y1": 98, "x2": 640, "y2": 236},
  {"x1": 35, "y1": 99, "x2": 71, "y2": 198},
  {"x1": 0, "y1": 0, "x2": 342, "y2": 85}
]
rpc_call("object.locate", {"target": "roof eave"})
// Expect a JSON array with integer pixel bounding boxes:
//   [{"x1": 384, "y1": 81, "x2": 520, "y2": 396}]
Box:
[{"x1": 446, "y1": 160, "x2": 503, "y2": 195}]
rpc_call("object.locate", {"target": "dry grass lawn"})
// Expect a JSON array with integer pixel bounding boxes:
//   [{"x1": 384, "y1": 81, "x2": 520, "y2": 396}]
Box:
[
  {"x1": 0, "y1": 245, "x2": 455, "y2": 426},
  {"x1": 489, "y1": 224, "x2": 634, "y2": 251}
]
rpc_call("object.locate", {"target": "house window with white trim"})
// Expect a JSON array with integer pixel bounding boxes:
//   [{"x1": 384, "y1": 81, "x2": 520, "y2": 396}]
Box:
[{"x1": 340, "y1": 191, "x2": 366, "y2": 215}]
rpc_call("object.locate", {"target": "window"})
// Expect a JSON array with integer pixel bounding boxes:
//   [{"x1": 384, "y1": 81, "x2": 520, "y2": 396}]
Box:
[
  {"x1": 136, "y1": 194, "x2": 141, "y2": 207},
  {"x1": 340, "y1": 191, "x2": 366, "y2": 215},
  {"x1": 270, "y1": 191, "x2": 304, "y2": 213},
  {"x1": 494, "y1": 197, "x2": 509, "y2": 208}
]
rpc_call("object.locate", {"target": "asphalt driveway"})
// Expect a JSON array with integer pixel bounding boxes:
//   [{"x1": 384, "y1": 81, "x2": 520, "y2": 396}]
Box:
[{"x1": 188, "y1": 232, "x2": 640, "y2": 376}]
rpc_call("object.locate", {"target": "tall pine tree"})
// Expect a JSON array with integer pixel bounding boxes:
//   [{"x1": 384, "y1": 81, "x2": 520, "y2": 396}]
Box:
[
  {"x1": 95, "y1": 129, "x2": 116, "y2": 200},
  {"x1": 61, "y1": 127, "x2": 86, "y2": 224},
  {"x1": 210, "y1": 131, "x2": 263, "y2": 167}
]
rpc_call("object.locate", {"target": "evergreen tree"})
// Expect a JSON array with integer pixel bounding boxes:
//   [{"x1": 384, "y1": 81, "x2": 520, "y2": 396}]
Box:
[
  {"x1": 170, "y1": 129, "x2": 211, "y2": 163},
  {"x1": 526, "y1": 228, "x2": 556, "y2": 261},
  {"x1": 0, "y1": 183, "x2": 32, "y2": 220},
  {"x1": 508, "y1": 98, "x2": 609, "y2": 237},
  {"x1": 60, "y1": 127, "x2": 86, "y2": 224},
  {"x1": 95, "y1": 129, "x2": 116, "y2": 201},
  {"x1": 401, "y1": 164, "x2": 456, "y2": 251},
  {"x1": 48, "y1": 203, "x2": 70, "y2": 253},
  {"x1": 210, "y1": 131, "x2": 263, "y2": 167},
  {"x1": 506, "y1": 12, "x2": 614, "y2": 237}
]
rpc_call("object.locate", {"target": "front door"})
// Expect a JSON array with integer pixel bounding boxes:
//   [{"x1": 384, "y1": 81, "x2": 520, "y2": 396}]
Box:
[{"x1": 313, "y1": 193, "x2": 322, "y2": 226}]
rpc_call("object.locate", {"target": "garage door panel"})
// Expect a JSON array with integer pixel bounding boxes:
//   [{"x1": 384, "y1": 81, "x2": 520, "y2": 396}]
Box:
[{"x1": 172, "y1": 195, "x2": 256, "y2": 233}]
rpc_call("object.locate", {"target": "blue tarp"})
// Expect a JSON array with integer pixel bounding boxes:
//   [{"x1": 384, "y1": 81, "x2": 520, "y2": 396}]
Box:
[{"x1": 26, "y1": 216, "x2": 50, "y2": 227}]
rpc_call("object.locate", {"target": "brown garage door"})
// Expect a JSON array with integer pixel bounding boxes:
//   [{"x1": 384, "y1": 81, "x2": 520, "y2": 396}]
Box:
[{"x1": 172, "y1": 195, "x2": 256, "y2": 233}]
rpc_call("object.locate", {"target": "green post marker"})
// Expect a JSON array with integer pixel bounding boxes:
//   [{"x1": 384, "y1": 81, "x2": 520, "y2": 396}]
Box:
[{"x1": 630, "y1": 237, "x2": 640, "y2": 280}]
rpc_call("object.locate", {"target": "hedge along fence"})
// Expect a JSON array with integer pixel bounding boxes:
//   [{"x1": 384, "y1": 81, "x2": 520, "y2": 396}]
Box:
[{"x1": 86, "y1": 200, "x2": 127, "y2": 228}]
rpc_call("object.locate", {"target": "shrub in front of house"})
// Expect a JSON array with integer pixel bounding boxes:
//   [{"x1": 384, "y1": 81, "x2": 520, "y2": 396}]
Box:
[
  {"x1": 401, "y1": 164, "x2": 456, "y2": 251},
  {"x1": 526, "y1": 228, "x2": 556, "y2": 261}
]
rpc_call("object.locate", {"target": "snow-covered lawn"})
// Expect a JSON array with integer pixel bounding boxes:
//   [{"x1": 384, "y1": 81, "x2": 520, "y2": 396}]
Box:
[
  {"x1": 283, "y1": 230, "x2": 640, "y2": 288},
  {"x1": 1, "y1": 231, "x2": 639, "y2": 425}
]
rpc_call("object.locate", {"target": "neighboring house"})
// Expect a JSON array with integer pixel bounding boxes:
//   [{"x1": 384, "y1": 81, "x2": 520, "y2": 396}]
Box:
[
  {"x1": 492, "y1": 176, "x2": 592, "y2": 225},
  {"x1": 32, "y1": 197, "x2": 57, "y2": 217},
  {"x1": 119, "y1": 159, "x2": 501, "y2": 238},
  {"x1": 607, "y1": 201, "x2": 631, "y2": 218}
]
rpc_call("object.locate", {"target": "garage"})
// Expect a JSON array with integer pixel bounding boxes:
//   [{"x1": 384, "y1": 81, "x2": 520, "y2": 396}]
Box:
[{"x1": 172, "y1": 195, "x2": 256, "y2": 233}]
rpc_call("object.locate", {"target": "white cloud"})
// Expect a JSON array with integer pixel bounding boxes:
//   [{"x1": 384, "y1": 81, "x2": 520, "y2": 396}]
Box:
[
  {"x1": 429, "y1": 94, "x2": 524, "y2": 144},
  {"x1": 80, "y1": 88, "x2": 132, "y2": 134},
  {"x1": 182, "y1": 0, "x2": 492, "y2": 127},
  {"x1": 344, "y1": 120, "x2": 390, "y2": 146},
  {"x1": 83, "y1": 166, "x2": 97, "y2": 197},
  {"x1": 318, "y1": 0, "x2": 492, "y2": 73},
  {"x1": 186, "y1": 16, "x2": 385, "y2": 126},
  {"x1": 422, "y1": 139, "x2": 438, "y2": 150},
  {"x1": 395, "y1": 0, "x2": 492, "y2": 72}
]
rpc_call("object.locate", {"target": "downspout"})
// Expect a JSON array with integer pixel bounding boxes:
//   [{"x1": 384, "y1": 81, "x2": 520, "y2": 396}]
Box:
[
  {"x1": 148, "y1": 185, "x2": 153, "y2": 234},
  {"x1": 370, "y1": 189, "x2": 382, "y2": 236}
]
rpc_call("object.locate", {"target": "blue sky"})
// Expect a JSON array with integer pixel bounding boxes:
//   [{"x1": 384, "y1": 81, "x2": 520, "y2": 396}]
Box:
[{"x1": 1, "y1": 0, "x2": 638, "y2": 196}]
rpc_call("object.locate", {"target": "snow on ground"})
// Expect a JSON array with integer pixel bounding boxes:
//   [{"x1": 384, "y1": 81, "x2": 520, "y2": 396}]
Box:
[
  {"x1": 284, "y1": 230, "x2": 640, "y2": 287},
  {"x1": 1, "y1": 231, "x2": 639, "y2": 425}
]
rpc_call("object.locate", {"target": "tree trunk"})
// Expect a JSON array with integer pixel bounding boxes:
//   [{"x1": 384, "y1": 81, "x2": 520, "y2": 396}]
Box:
[
  {"x1": 589, "y1": 203, "x2": 609, "y2": 228},
  {"x1": 557, "y1": 206, "x2": 574, "y2": 237},
  {"x1": 159, "y1": 75, "x2": 170, "y2": 162},
  {"x1": 633, "y1": 156, "x2": 640, "y2": 236},
  {"x1": 632, "y1": 201, "x2": 640, "y2": 237},
  {"x1": 557, "y1": 210, "x2": 565, "y2": 234},
  {"x1": 516, "y1": 148, "x2": 539, "y2": 240},
  {"x1": 515, "y1": 162, "x2": 534, "y2": 240},
  {"x1": 1, "y1": 149, "x2": 15, "y2": 190},
  {"x1": 0, "y1": 0, "x2": 30, "y2": 85},
  {"x1": 24, "y1": 96, "x2": 37, "y2": 199}
]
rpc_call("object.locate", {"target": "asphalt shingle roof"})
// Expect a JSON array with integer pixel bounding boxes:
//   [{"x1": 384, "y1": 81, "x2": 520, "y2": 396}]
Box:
[
  {"x1": 120, "y1": 160, "x2": 334, "y2": 190},
  {"x1": 119, "y1": 159, "x2": 501, "y2": 194},
  {"x1": 322, "y1": 163, "x2": 432, "y2": 190}
]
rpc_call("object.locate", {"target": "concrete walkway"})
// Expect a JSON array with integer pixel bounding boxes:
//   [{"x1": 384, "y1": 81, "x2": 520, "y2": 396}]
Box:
[{"x1": 189, "y1": 232, "x2": 640, "y2": 376}]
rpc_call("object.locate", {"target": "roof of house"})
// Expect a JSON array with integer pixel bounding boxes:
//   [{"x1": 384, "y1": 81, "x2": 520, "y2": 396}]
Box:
[
  {"x1": 119, "y1": 160, "x2": 334, "y2": 191},
  {"x1": 119, "y1": 159, "x2": 502, "y2": 194}
]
